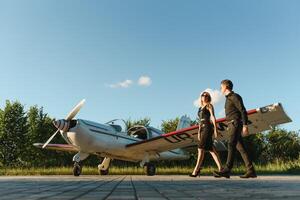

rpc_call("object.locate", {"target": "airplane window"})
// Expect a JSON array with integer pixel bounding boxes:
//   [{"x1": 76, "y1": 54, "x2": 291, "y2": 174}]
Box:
[
  {"x1": 128, "y1": 126, "x2": 148, "y2": 140},
  {"x1": 105, "y1": 119, "x2": 127, "y2": 132},
  {"x1": 110, "y1": 124, "x2": 122, "y2": 132}
]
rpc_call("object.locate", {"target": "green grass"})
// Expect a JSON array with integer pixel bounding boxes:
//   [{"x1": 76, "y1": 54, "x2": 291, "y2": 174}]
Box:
[{"x1": 1, "y1": 160, "x2": 300, "y2": 176}]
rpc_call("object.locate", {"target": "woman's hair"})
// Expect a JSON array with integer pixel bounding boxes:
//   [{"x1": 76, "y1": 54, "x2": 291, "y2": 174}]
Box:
[{"x1": 200, "y1": 92, "x2": 212, "y2": 107}]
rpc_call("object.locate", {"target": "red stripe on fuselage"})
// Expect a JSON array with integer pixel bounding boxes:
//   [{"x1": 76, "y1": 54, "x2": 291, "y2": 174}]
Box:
[{"x1": 163, "y1": 109, "x2": 257, "y2": 137}]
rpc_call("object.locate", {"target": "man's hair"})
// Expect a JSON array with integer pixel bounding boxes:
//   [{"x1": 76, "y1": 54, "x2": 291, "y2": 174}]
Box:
[{"x1": 221, "y1": 79, "x2": 233, "y2": 90}]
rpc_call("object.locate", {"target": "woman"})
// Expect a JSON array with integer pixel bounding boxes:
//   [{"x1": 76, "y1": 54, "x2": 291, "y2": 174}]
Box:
[{"x1": 189, "y1": 91, "x2": 222, "y2": 177}]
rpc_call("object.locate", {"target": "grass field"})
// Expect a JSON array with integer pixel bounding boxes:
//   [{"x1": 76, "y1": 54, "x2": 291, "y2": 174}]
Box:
[{"x1": 1, "y1": 160, "x2": 300, "y2": 176}]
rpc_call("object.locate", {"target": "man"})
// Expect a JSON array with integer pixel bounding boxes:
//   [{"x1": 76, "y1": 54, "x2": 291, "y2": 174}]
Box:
[{"x1": 213, "y1": 79, "x2": 257, "y2": 178}]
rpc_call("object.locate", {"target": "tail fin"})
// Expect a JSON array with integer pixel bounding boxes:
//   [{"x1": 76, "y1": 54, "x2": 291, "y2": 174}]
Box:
[{"x1": 176, "y1": 115, "x2": 191, "y2": 131}]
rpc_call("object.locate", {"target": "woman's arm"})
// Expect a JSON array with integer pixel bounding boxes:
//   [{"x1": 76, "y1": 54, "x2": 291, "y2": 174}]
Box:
[
  {"x1": 197, "y1": 108, "x2": 201, "y2": 141},
  {"x1": 197, "y1": 121, "x2": 201, "y2": 141},
  {"x1": 208, "y1": 104, "x2": 218, "y2": 138}
]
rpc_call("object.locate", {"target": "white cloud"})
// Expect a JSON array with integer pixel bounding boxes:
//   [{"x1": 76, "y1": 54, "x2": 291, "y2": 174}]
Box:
[
  {"x1": 107, "y1": 75, "x2": 152, "y2": 89},
  {"x1": 193, "y1": 88, "x2": 225, "y2": 108},
  {"x1": 218, "y1": 109, "x2": 225, "y2": 117},
  {"x1": 108, "y1": 79, "x2": 133, "y2": 88},
  {"x1": 138, "y1": 76, "x2": 152, "y2": 87}
]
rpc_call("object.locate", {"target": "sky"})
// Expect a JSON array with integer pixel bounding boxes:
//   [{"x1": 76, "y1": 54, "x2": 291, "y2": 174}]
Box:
[{"x1": 0, "y1": 0, "x2": 299, "y2": 131}]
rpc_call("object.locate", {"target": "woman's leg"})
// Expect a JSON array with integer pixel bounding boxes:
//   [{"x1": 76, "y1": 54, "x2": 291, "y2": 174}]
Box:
[
  {"x1": 192, "y1": 148, "x2": 205, "y2": 175},
  {"x1": 209, "y1": 147, "x2": 222, "y2": 171}
]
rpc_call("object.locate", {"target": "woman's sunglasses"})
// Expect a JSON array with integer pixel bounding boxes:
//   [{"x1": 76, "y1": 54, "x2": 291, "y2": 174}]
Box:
[{"x1": 201, "y1": 93, "x2": 209, "y2": 97}]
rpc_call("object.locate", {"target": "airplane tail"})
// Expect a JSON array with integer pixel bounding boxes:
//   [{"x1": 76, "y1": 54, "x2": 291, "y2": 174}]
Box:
[
  {"x1": 176, "y1": 115, "x2": 191, "y2": 131},
  {"x1": 213, "y1": 140, "x2": 227, "y2": 151}
]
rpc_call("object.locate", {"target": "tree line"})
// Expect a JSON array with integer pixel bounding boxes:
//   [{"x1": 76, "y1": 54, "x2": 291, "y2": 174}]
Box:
[{"x1": 0, "y1": 100, "x2": 299, "y2": 168}]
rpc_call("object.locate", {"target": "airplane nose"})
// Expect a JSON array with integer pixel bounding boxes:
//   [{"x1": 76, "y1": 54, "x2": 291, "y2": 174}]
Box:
[{"x1": 53, "y1": 119, "x2": 70, "y2": 132}]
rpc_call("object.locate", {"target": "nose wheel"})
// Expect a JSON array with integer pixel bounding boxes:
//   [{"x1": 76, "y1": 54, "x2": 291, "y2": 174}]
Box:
[
  {"x1": 98, "y1": 157, "x2": 111, "y2": 175},
  {"x1": 73, "y1": 162, "x2": 82, "y2": 176}
]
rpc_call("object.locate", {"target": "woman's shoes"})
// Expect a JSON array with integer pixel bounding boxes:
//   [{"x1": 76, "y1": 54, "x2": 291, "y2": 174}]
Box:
[{"x1": 189, "y1": 169, "x2": 200, "y2": 177}]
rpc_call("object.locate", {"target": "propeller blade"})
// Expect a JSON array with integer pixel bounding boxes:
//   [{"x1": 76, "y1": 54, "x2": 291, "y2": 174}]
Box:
[
  {"x1": 65, "y1": 99, "x2": 85, "y2": 120},
  {"x1": 42, "y1": 129, "x2": 60, "y2": 149}
]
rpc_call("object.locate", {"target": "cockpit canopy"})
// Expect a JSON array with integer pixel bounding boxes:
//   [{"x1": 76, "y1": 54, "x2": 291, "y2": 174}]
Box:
[
  {"x1": 105, "y1": 119, "x2": 127, "y2": 133},
  {"x1": 105, "y1": 119, "x2": 163, "y2": 140},
  {"x1": 128, "y1": 126, "x2": 163, "y2": 140},
  {"x1": 128, "y1": 125, "x2": 148, "y2": 140}
]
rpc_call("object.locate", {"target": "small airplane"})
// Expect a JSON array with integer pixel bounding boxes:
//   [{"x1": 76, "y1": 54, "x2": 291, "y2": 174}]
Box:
[{"x1": 34, "y1": 99, "x2": 292, "y2": 176}]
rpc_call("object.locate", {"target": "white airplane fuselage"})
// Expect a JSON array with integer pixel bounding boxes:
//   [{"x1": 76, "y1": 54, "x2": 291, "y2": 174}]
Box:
[{"x1": 63, "y1": 119, "x2": 189, "y2": 162}]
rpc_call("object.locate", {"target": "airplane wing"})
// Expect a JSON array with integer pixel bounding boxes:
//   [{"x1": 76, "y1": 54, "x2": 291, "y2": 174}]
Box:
[
  {"x1": 33, "y1": 143, "x2": 78, "y2": 152},
  {"x1": 126, "y1": 103, "x2": 292, "y2": 153}
]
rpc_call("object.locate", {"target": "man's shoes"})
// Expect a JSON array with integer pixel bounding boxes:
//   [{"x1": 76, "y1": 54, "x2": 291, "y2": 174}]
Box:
[
  {"x1": 213, "y1": 169, "x2": 230, "y2": 179},
  {"x1": 213, "y1": 171, "x2": 222, "y2": 178},
  {"x1": 213, "y1": 167, "x2": 225, "y2": 178},
  {"x1": 240, "y1": 170, "x2": 257, "y2": 178}
]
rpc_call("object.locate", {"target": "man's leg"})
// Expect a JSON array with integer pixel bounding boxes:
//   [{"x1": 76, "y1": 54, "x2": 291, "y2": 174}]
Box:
[
  {"x1": 213, "y1": 123, "x2": 239, "y2": 178},
  {"x1": 236, "y1": 137, "x2": 254, "y2": 171},
  {"x1": 236, "y1": 136, "x2": 257, "y2": 178},
  {"x1": 225, "y1": 123, "x2": 240, "y2": 171}
]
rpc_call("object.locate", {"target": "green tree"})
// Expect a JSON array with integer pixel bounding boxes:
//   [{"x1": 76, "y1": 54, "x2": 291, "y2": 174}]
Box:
[
  {"x1": 25, "y1": 106, "x2": 66, "y2": 167},
  {"x1": 0, "y1": 101, "x2": 27, "y2": 167},
  {"x1": 125, "y1": 118, "x2": 151, "y2": 130},
  {"x1": 161, "y1": 117, "x2": 197, "y2": 133},
  {"x1": 264, "y1": 128, "x2": 300, "y2": 162},
  {"x1": 0, "y1": 108, "x2": 2, "y2": 167},
  {"x1": 242, "y1": 133, "x2": 266, "y2": 163},
  {"x1": 161, "y1": 118, "x2": 179, "y2": 133}
]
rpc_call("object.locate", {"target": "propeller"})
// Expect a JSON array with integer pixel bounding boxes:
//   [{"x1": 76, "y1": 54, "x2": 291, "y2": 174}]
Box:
[
  {"x1": 42, "y1": 99, "x2": 85, "y2": 149},
  {"x1": 42, "y1": 130, "x2": 60, "y2": 149},
  {"x1": 65, "y1": 99, "x2": 86, "y2": 120}
]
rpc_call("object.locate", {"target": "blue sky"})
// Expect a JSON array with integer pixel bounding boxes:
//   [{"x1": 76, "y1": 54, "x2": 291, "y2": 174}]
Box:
[{"x1": 0, "y1": 0, "x2": 299, "y2": 131}]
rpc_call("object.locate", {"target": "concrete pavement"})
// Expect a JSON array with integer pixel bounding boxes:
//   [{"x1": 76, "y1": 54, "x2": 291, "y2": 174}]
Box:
[{"x1": 0, "y1": 175, "x2": 299, "y2": 200}]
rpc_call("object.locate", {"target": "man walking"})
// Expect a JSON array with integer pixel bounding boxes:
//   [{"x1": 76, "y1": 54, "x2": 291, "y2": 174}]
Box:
[{"x1": 214, "y1": 79, "x2": 257, "y2": 178}]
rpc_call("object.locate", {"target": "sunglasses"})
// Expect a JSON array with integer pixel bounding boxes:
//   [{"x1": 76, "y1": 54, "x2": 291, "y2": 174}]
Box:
[{"x1": 201, "y1": 93, "x2": 209, "y2": 97}]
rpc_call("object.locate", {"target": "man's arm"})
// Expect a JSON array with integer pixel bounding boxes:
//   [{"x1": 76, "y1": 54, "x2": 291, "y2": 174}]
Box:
[{"x1": 232, "y1": 94, "x2": 248, "y2": 125}]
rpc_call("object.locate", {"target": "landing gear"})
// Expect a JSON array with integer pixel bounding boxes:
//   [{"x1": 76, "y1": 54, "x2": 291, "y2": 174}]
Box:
[
  {"x1": 98, "y1": 157, "x2": 111, "y2": 175},
  {"x1": 72, "y1": 152, "x2": 89, "y2": 177},
  {"x1": 144, "y1": 163, "x2": 156, "y2": 176},
  {"x1": 73, "y1": 162, "x2": 82, "y2": 176}
]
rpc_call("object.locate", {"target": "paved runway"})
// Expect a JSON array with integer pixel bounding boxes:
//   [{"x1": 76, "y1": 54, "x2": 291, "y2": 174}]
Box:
[{"x1": 0, "y1": 175, "x2": 299, "y2": 200}]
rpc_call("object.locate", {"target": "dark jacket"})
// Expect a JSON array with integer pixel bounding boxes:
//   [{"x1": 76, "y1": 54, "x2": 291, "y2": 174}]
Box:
[{"x1": 225, "y1": 91, "x2": 248, "y2": 125}]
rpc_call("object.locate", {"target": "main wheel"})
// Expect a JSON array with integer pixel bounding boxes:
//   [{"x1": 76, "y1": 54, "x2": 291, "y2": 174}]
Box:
[
  {"x1": 144, "y1": 163, "x2": 156, "y2": 176},
  {"x1": 100, "y1": 169, "x2": 109, "y2": 175},
  {"x1": 73, "y1": 162, "x2": 82, "y2": 176}
]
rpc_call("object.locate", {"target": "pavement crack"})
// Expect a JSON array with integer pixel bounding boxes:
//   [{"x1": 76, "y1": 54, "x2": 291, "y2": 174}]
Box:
[
  {"x1": 69, "y1": 176, "x2": 123, "y2": 200},
  {"x1": 35, "y1": 179, "x2": 99, "y2": 200},
  {"x1": 102, "y1": 175, "x2": 127, "y2": 200},
  {"x1": 130, "y1": 176, "x2": 138, "y2": 200},
  {"x1": 142, "y1": 180, "x2": 171, "y2": 200}
]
